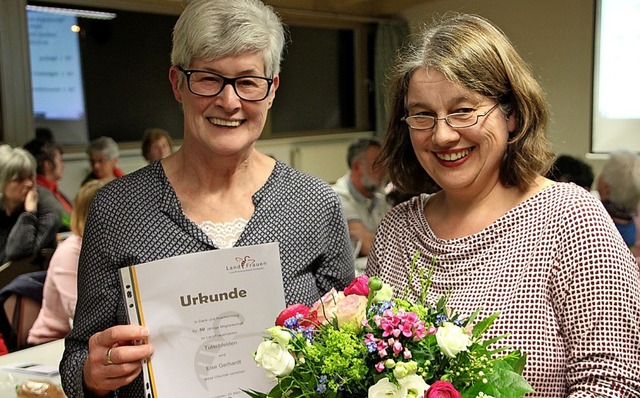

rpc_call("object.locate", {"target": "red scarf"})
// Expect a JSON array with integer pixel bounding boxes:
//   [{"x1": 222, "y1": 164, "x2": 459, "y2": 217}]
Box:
[{"x1": 36, "y1": 175, "x2": 73, "y2": 213}]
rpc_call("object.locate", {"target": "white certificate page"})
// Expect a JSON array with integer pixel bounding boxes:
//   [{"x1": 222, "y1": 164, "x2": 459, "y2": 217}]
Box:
[{"x1": 119, "y1": 243, "x2": 284, "y2": 398}]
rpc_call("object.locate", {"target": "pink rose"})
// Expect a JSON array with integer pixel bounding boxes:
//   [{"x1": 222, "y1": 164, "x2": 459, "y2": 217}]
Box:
[
  {"x1": 334, "y1": 294, "x2": 368, "y2": 332},
  {"x1": 424, "y1": 381, "x2": 461, "y2": 398},
  {"x1": 310, "y1": 289, "x2": 344, "y2": 324},
  {"x1": 344, "y1": 275, "x2": 370, "y2": 297},
  {"x1": 275, "y1": 304, "x2": 315, "y2": 327}
]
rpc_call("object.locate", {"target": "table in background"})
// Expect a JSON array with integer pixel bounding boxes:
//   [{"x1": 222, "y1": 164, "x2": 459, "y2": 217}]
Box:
[{"x1": 0, "y1": 339, "x2": 65, "y2": 397}]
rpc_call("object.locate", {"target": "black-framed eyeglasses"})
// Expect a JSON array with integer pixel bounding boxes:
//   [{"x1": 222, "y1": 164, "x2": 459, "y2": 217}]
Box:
[
  {"x1": 401, "y1": 103, "x2": 500, "y2": 130},
  {"x1": 178, "y1": 66, "x2": 273, "y2": 102}
]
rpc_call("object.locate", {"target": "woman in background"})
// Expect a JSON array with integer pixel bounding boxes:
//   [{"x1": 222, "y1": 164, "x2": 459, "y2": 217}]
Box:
[
  {"x1": 28, "y1": 179, "x2": 105, "y2": 345},
  {"x1": 141, "y1": 128, "x2": 174, "y2": 163},
  {"x1": 366, "y1": 13, "x2": 640, "y2": 397},
  {"x1": 23, "y1": 138, "x2": 73, "y2": 231},
  {"x1": 81, "y1": 136, "x2": 124, "y2": 185},
  {"x1": 0, "y1": 144, "x2": 59, "y2": 265},
  {"x1": 0, "y1": 144, "x2": 60, "y2": 351}
]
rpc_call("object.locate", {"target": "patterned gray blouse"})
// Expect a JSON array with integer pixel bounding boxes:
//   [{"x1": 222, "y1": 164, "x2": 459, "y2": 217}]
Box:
[
  {"x1": 366, "y1": 182, "x2": 640, "y2": 397},
  {"x1": 60, "y1": 161, "x2": 355, "y2": 397}
]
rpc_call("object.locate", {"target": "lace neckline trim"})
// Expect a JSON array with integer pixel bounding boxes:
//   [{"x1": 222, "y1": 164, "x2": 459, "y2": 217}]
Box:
[{"x1": 198, "y1": 218, "x2": 249, "y2": 249}]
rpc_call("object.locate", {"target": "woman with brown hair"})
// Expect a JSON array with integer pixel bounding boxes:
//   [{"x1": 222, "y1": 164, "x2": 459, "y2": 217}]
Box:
[{"x1": 366, "y1": 13, "x2": 640, "y2": 397}]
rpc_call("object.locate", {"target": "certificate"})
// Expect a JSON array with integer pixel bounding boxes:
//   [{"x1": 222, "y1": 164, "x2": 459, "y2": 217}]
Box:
[{"x1": 119, "y1": 243, "x2": 284, "y2": 398}]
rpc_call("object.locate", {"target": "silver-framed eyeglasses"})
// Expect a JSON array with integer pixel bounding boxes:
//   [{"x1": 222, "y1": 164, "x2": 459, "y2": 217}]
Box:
[
  {"x1": 178, "y1": 66, "x2": 273, "y2": 102},
  {"x1": 401, "y1": 102, "x2": 500, "y2": 130}
]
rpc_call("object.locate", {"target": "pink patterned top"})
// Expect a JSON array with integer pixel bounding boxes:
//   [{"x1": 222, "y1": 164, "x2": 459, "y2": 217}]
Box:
[{"x1": 366, "y1": 182, "x2": 640, "y2": 397}]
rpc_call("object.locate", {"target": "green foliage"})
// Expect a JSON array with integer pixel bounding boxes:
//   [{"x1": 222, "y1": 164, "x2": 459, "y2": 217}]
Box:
[{"x1": 249, "y1": 253, "x2": 532, "y2": 398}]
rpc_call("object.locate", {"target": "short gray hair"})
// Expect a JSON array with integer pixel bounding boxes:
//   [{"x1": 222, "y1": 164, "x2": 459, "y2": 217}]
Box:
[
  {"x1": 0, "y1": 144, "x2": 36, "y2": 201},
  {"x1": 171, "y1": 0, "x2": 286, "y2": 78},
  {"x1": 87, "y1": 136, "x2": 119, "y2": 160},
  {"x1": 599, "y1": 150, "x2": 640, "y2": 213}
]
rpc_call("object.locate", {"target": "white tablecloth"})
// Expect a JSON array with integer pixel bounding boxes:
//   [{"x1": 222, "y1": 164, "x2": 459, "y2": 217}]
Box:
[{"x1": 0, "y1": 339, "x2": 65, "y2": 397}]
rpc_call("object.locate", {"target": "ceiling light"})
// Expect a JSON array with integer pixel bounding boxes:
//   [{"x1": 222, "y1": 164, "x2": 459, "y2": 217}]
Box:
[{"x1": 26, "y1": 5, "x2": 116, "y2": 20}]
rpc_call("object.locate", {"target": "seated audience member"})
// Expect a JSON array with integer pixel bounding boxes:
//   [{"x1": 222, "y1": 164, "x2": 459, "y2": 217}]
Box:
[
  {"x1": 595, "y1": 150, "x2": 640, "y2": 247},
  {"x1": 35, "y1": 127, "x2": 54, "y2": 143},
  {"x1": 28, "y1": 180, "x2": 105, "y2": 345},
  {"x1": 23, "y1": 138, "x2": 73, "y2": 230},
  {"x1": 0, "y1": 145, "x2": 60, "y2": 266},
  {"x1": 332, "y1": 138, "x2": 390, "y2": 258},
  {"x1": 81, "y1": 136, "x2": 124, "y2": 185},
  {"x1": 141, "y1": 128, "x2": 174, "y2": 163},
  {"x1": 0, "y1": 145, "x2": 61, "y2": 351},
  {"x1": 546, "y1": 154, "x2": 594, "y2": 191},
  {"x1": 366, "y1": 13, "x2": 640, "y2": 396}
]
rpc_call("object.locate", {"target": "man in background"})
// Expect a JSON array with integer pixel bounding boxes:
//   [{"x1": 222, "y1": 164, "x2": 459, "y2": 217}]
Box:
[{"x1": 332, "y1": 138, "x2": 390, "y2": 265}]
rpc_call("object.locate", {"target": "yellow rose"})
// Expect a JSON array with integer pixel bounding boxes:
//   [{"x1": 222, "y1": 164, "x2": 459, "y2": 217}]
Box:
[{"x1": 334, "y1": 294, "x2": 368, "y2": 332}]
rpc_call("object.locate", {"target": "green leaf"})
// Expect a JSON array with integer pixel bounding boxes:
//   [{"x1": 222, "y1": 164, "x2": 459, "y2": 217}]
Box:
[
  {"x1": 465, "y1": 308, "x2": 481, "y2": 327},
  {"x1": 461, "y1": 360, "x2": 533, "y2": 398},
  {"x1": 482, "y1": 334, "x2": 510, "y2": 348},
  {"x1": 511, "y1": 352, "x2": 528, "y2": 375},
  {"x1": 472, "y1": 311, "x2": 500, "y2": 338},
  {"x1": 241, "y1": 389, "x2": 269, "y2": 398}
]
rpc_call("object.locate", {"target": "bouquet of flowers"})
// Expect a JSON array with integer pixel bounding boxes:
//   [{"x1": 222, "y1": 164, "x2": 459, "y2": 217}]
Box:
[{"x1": 246, "y1": 255, "x2": 532, "y2": 398}]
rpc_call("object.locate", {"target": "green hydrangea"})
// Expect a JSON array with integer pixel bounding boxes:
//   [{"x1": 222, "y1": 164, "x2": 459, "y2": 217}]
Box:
[{"x1": 305, "y1": 324, "x2": 369, "y2": 393}]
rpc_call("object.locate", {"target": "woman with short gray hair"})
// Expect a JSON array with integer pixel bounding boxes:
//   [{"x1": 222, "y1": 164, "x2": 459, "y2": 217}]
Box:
[
  {"x1": 596, "y1": 150, "x2": 640, "y2": 246},
  {"x1": 60, "y1": 0, "x2": 354, "y2": 396},
  {"x1": 0, "y1": 144, "x2": 60, "y2": 265},
  {"x1": 81, "y1": 136, "x2": 124, "y2": 185}
]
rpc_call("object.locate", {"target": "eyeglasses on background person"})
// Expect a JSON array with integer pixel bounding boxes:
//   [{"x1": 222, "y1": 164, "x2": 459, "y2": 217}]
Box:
[
  {"x1": 401, "y1": 102, "x2": 500, "y2": 130},
  {"x1": 178, "y1": 66, "x2": 273, "y2": 101}
]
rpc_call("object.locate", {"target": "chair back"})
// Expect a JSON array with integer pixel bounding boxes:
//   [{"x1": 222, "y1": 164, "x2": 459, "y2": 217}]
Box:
[{"x1": 3, "y1": 293, "x2": 41, "y2": 350}]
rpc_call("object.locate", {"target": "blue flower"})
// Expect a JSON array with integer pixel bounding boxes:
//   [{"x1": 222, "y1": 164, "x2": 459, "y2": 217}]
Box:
[
  {"x1": 283, "y1": 316, "x2": 299, "y2": 330},
  {"x1": 369, "y1": 301, "x2": 393, "y2": 316},
  {"x1": 365, "y1": 340, "x2": 377, "y2": 353},
  {"x1": 316, "y1": 375, "x2": 328, "y2": 394},
  {"x1": 302, "y1": 327, "x2": 314, "y2": 342},
  {"x1": 435, "y1": 313, "x2": 448, "y2": 326}
]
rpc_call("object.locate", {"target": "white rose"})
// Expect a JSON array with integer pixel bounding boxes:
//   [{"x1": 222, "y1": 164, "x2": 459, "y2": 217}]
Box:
[
  {"x1": 436, "y1": 322, "x2": 471, "y2": 358},
  {"x1": 368, "y1": 377, "x2": 406, "y2": 398},
  {"x1": 399, "y1": 374, "x2": 429, "y2": 398},
  {"x1": 254, "y1": 340, "x2": 295, "y2": 378},
  {"x1": 266, "y1": 326, "x2": 291, "y2": 346},
  {"x1": 368, "y1": 375, "x2": 428, "y2": 398}
]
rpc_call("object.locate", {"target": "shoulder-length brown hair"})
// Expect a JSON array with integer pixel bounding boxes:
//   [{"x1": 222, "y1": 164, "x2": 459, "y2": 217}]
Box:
[{"x1": 380, "y1": 13, "x2": 554, "y2": 194}]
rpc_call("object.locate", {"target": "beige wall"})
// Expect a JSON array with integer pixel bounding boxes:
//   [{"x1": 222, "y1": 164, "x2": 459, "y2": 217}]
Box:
[
  {"x1": 400, "y1": 0, "x2": 606, "y2": 176},
  {"x1": 58, "y1": 132, "x2": 374, "y2": 199},
  {"x1": 11, "y1": 0, "x2": 607, "y2": 197}
]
